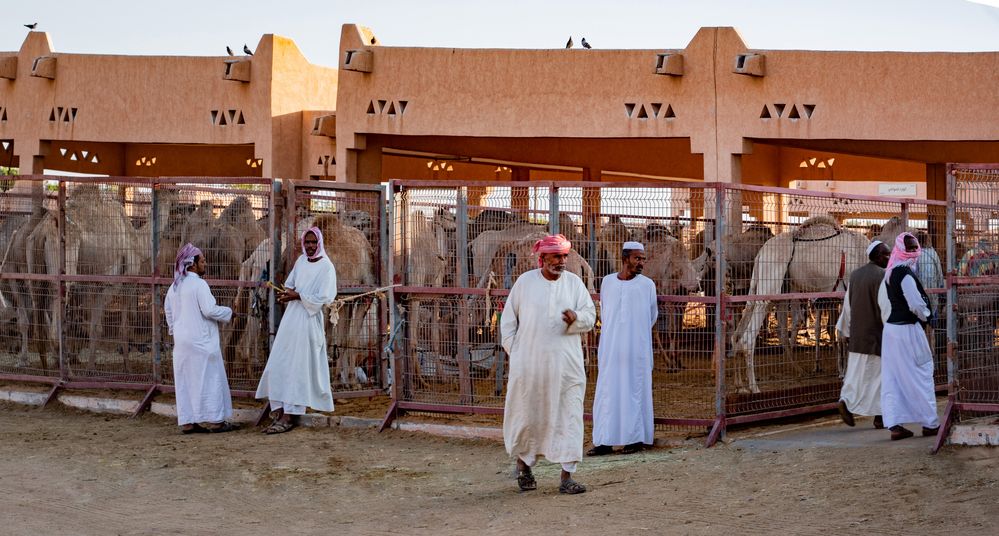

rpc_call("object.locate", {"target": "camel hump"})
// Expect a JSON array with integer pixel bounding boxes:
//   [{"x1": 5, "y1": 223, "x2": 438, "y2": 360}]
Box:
[{"x1": 793, "y1": 215, "x2": 840, "y2": 240}]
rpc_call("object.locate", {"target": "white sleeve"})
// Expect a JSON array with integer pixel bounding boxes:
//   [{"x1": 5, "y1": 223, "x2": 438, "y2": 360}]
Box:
[
  {"x1": 500, "y1": 279, "x2": 521, "y2": 355},
  {"x1": 164, "y1": 287, "x2": 176, "y2": 336},
  {"x1": 197, "y1": 281, "x2": 233, "y2": 324},
  {"x1": 836, "y1": 291, "x2": 851, "y2": 338},
  {"x1": 878, "y1": 282, "x2": 892, "y2": 325},
  {"x1": 901, "y1": 275, "x2": 930, "y2": 322},
  {"x1": 649, "y1": 281, "x2": 659, "y2": 329}
]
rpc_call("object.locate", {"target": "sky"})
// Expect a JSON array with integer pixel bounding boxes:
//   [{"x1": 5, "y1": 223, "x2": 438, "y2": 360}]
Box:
[{"x1": 2, "y1": 0, "x2": 998, "y2": 67}]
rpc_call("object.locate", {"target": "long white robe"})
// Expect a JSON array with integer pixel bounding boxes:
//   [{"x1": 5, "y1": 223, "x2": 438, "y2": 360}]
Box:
[
  {"x1": 164, "y1": 273, "x2": 234, "y2": 425},
  {"x1": 592, "y1": 273, "x2": 658, "y2": 446},
  {"x1": 835, "y1": 290, "x2": 882, "y2": 416},
  {"x1": 255, "y1": 254, "x2": 337, "y2": 412},
  {"x1": 878, "y1": 275, "x2": 939, "y2": 429},
  {"x1": 501, "y1": 270, "x2": 596, "y2": 466}
]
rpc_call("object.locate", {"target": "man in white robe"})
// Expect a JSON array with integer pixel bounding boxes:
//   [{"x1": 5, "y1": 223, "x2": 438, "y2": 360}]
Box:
[
  {"x1": 164, "y1": 243, "x2": 237, "y2": 434},
  {"x1": 256, "y1": 227, "x2": 337, "y2": 434},
  {"x1": 502, "y1": 234, "x2": 596, "y2": 494},
  {"x1": 878, "y1": 232, "x2": 939, "y2": 441},
  {"x1": 588, "y1": 241, "x2": 658, "y2": 456},
  {"x1": 835, "y1": 240, "x2": 889, "y2": 429}
]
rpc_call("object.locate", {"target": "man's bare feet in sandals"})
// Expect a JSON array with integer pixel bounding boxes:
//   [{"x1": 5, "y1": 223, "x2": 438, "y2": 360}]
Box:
[
  {"x1": 515, "y1": 459, "x2": 537, "y2": 491},
  {"x1": 263, "y1": 413, "x2": 297, "y2": 434},
  {"x1": 559, "y1": 469, "x2": 586, "y2": 494}
]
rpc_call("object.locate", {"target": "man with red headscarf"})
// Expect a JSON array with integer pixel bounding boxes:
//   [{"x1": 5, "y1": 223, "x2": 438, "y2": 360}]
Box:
[
  {"x1": 877, "y1": 232, "x2": 938, "y2": 440},
  {"x1": 256, "y1": 227, "x2": 337, "y2": 434},
  {"x1": 501, "y1": 234, "x2": 596, "y2": 494},
  {"x1": 164, "y1": 243, "x2": 237, "y2": 434}
]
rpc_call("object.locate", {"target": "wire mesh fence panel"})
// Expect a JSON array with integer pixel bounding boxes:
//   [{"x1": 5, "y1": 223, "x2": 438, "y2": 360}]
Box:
[
  {"x1": 0, "y1": 276, "x2": 61, "y2": 377},
  {"x1": 286, "y1": 181, "x2": 386, "y2": 395},
  {"x1": 954, "y1": 283, "x2": 999, "y2": 420},
  {"x1": 154, "y1": 179, "x2": 275, "y2": 391}
]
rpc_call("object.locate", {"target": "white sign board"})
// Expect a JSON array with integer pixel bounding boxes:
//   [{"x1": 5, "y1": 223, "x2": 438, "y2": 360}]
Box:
[{"x1": 878, "y1": 183, "x2": 918, "y2": 197}]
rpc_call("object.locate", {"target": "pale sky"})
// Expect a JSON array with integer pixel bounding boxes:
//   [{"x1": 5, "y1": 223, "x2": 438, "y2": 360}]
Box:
[{"x1": 2, "y1": 0, "x2": 998, "y2": 68}]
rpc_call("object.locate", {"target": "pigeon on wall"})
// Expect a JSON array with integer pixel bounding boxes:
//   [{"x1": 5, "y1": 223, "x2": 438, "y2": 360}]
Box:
[
  {"x1": 581, "y1": 38, "x2": 592, "y2": 49},
  {"x1": 243, "y1": 44, "x2": 254, "y2": 56},
  {"x1": 565, "y1": 36, "x2": 573, "y2": 48},
  {"x1": 24, "y1": 23, "x2": 38, "y2": 30},
  {"x1": 226, "y1": 46, "x2": 234, "y2": 56}
]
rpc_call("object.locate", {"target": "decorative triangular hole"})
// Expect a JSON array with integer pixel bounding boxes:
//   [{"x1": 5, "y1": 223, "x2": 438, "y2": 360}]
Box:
[
  {"x1": 803, "y1": 104, "x2": 815, "y2": 118},
  {"x1": 59, "y1": 147, "x2": 68, "y2": 156},
  {"x1": 788, "y1": 105, "x2": 800, "y2": 120},
  {"x1": 70, "y1": 108, "x2": 78, "y2": 121},
  {"x1": 210, "y1": 110, "x2": 219, "y2": 124},
  {"x1": 760, "y1": 105, "x2": 772, "y2": 119},
  {"x1": 70, "y1": 152, "x2": 77, "y2": 161},
  {"x1": 377, "y1": 100, "x2": 387, "y2": 113},
  {"x1": 0, "y1": 109, "x2": 6, "y2": 122},
  {"x1": 398, "y1": 101, "x2": 408, "y2": 115},
  {"x1": 57, "y1": 107, "x2": 64, "y2": 121},
  {"x1": 664, "y1": 104, "x2": 676, "y2": 119},
  {"x1": 1, "y1": 141, "x2": 10, "y2": 151},
  {"x1": 329, "y1": 156, "x2": 336, "y2": 165},
  {"x1": 386, "y1": 102, "x2": 396, "y2": 115},
  {"x1": 80, "y1": 150, "x2": 89, "y2": 158},
  {"x1": 218, "y1": 112, "x2": 228, "y2": 126},
  {"x1": 318, "y1": 156, "x2": 325, "y2": 165},
  {"x1": 773, "y1": 103, "x2": 786, "y2": 117},
  {"x1": 624, "y1": 103, "x2": 636, "y2": 118},
  {"x1": 366, "y1": 101, "x2": 376, "y2": 114},
  {"x1": 49, "y1": 109, "x2": 56, "y2": 121},
  {"x1": 227, "y1": 109, "x2": 236, "y2": 123},
  {"x1": 237, "y1": 111, "x2": 245, "y2": 125},
  {"x1": 650, "y1": 103, "x2": 662, "y2": 118},
  {"x1": 91, "y1": 154, "x2": 99, "y2": 164},
  {"x1": 636, "y1": 104, "x2": 649, "y2": 119}
]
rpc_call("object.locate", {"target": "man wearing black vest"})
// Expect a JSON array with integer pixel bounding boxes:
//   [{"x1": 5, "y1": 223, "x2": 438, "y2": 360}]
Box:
[
  {"x1": 878, "y1": 232, "x2": 938, "y2": 441},
  {"x1": 836, "y1": 240, "x2": 890, "y2": 429}
]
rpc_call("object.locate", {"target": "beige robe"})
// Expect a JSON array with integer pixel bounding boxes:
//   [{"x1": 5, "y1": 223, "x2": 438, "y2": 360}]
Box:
[{"x1": 501, "y1": 270, "x2": 596, "y2": 466}]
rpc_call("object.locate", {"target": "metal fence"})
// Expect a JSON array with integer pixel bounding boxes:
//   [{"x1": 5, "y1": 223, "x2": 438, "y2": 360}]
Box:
[
  {"x1": 0, "y1": 176, "x2": 388, "y2": 412},
  {"x1": 384, "y1": 179, "x2": 960, "y2": 444},
  {"x1": 935, "y1": 164, "x2": 999, "y2": 451}
]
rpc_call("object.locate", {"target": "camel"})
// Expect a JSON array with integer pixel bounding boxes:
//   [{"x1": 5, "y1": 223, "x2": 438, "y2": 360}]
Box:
[
  {"x1": 731, "y1": 215, "x2": 869, "y2": 393},
  {"x1": 595, "y1": 215, "x2": 636, "y2": 280},
  {"x1": 642, "y1": 234, "x2": 701, "y2": 371},
  {"x1": 1, "y1": 209, "x2": 55, "y2": 369}
]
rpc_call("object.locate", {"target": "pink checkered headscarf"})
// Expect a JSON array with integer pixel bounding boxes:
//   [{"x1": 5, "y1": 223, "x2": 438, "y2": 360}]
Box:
[
  {"x1": 301, "y1": 227, "x2": 325, "y2": 260},
  {"x1": 885, "y1": 231, "x2": 921, "y2": 282},
  {"x1": 532, "y1": 234, "x2": 571, "y2": 267},
  {"x1": 173, "y1": 243, "x2": 202, "y2": 286}
]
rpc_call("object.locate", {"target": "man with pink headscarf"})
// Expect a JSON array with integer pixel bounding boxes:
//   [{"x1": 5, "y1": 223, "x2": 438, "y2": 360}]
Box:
[
  {"x1": 876, "y1": 232, "x2": 939, "y2": 440},
  {"x1": 255, "y1": 227, "x2": 337, "y2": 434},
  {"x1": 164, "y1": 243, "x2": 236, "y2": 434},
  {"x1": 501, "y1": 234, "x2": 596, "y2": 494}
]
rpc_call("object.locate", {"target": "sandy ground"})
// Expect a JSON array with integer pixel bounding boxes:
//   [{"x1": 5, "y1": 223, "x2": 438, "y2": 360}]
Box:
[{"x1": 1, "y1": 403, "x2": 997, "y2": 536}]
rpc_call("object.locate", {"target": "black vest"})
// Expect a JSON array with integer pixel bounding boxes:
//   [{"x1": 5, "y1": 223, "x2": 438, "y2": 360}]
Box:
[
  {"x1": 886, "y1": 266, "x2": 930, "y2": 325},
  {"x1": 847, "y1": 263, "x2": 884, "y2": 356}
]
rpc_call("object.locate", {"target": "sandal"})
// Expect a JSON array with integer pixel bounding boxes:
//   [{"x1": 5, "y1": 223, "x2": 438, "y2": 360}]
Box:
[
  {"x1": 181, "y1": 423, "x2": 209, "y2": 435},
  {"x1": 516, "y1": 469, "x2": 537, "y2": 491},
  {"x1": 559, "y1": 479, "x2": 587, "y2": 495},
  {"x1": 586, "y1": 445, "x2": 614, "y2": 457},
  {"x1": 263, "y1": 420, "x2": 296, "y2": 435},
  {"x1": 204, "y1": 422, "x2": 239, "y2": 434},
  {"x1": 621, "y1": 443, "x2": 645, "y2": 455}
]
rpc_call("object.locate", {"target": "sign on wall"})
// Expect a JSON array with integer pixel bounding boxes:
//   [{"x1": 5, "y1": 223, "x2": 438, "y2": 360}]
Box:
[{"x1": 877, "y1": 183, "x2": 918, "y2": 197}]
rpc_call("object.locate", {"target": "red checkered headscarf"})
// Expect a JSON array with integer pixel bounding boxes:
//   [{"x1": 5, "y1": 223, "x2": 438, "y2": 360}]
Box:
[
  {"x1": 532, "y1": 234, "x2": 571, "y2": 267},
  {"x1": 885, "y1": 231, "x2": 921, "y2": 281}
]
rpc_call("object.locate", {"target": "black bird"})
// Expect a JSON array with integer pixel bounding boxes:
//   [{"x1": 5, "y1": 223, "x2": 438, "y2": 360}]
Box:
[
  {"x1": 565, "y1": 36, "x2": 573, "y2": 49},
  {"x1": 226, "y1": 46, "x2": 234, "y2": 56},
  {"x1": 24, "y1": 23, "x2": 38, "y2": 30},
  {"x1": 581, "y1": 37, "x2": 592, "y2": 49},
  {"x1": 243, "y1": 44, "x2": 253, "y2": 56}
]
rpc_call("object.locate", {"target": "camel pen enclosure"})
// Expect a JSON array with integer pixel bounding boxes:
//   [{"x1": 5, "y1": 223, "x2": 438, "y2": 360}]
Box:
[
  {"x1": 381, "y1": 178, "x2": 983, "y2": 446},
  {"x1": 0, "y1": 176, "x2": 390, "y2": 411}
]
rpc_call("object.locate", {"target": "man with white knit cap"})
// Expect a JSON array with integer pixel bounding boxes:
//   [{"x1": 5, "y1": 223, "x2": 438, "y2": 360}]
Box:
[
  {"x1": 588, "y1": 240, "x2": 658, "y2": 456},
  {"x1": 835, "y1": 239, "x2": 890, "y2": 428}
]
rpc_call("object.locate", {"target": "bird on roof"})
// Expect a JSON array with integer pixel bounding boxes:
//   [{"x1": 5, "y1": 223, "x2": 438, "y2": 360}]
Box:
[
  {"x1": 226, "y1": 46, "x2": 234, "y2": 56},
  {"x1": 24, "y1": 23, "x2": 38, "y2": 30},
  {"x1": 565, "y1": 36, "x2": 573, "y2": 49},
  {"x1": 581, "y1": 37, "x2": 592, "y2": 49},
  {"x1": 243, "y1": 44, "x2": 254, "y2": 56}
]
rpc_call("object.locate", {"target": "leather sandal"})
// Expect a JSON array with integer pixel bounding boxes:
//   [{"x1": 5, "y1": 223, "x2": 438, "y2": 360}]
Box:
[
  {"x1": 559, "y1": 479, "x2": 587, "y2": 495},
  {"x1": 516, "y1": 469, "x2": 537, "y2": 491}
]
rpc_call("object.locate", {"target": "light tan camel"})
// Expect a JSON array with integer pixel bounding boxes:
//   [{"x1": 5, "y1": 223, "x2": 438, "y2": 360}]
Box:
[
  {"x1": 642, "y1": 234, "x2": 700, "y2": 372},
  {"x1": 731, "y1": 215, "x2": 869, "y2": 393}
]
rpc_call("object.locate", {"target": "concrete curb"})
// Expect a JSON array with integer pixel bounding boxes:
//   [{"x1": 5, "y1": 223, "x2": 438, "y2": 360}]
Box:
[
  {"x1": 949, "y1": 420, "x2": 999, "y2": 447},
  {"x1": 0, "y1": 387, "x2": 505, "y2": 441}
]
